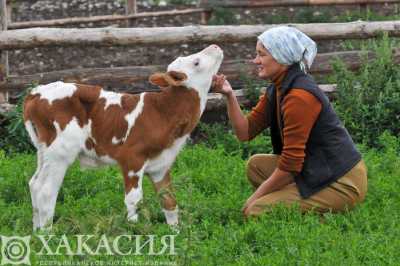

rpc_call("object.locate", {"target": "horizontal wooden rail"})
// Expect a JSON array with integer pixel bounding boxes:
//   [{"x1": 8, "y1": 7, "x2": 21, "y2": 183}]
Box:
[
  {"x1": 8, "y1": 8, "x2": 209, "y2": 29},
  {"x1": 1, "y1": 49, "x2": 399, "y2": 92},
  {"x1": 1, "y1": 20, "x2": 400, "y2": 50},
  {"x1": 200, "y1": 0, "x2": 400, "y2": 7}
]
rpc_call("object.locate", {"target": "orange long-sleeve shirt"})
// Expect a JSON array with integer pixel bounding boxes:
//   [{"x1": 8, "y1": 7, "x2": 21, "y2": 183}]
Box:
[{"x1": 246, "y1": 71, "x2": 322, "y2": 173}]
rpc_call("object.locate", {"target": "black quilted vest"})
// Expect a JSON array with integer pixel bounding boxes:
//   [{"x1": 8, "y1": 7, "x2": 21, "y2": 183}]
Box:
[{"x1": 265, "y1": 63, "x2": 361, "y2": 198}]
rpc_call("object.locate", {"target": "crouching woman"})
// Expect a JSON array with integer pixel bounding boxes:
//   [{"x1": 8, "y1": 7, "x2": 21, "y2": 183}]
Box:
[{"x1": 212, "y1": 26, "x2": 368, "y2": 217}]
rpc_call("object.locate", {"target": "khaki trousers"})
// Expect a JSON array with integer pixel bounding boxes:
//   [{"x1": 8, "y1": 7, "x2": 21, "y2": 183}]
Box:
[{"x1": 246, "y1": 154, "x2": 368, "y2": 216}]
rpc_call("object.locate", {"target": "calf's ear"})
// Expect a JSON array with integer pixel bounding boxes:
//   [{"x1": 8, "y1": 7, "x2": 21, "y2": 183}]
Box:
[
  {"x1": 167, "y1": 71, "x2": 188, "y2": 86},
  {"x1": 149, "y1": 71, "x2": 188, "y2": 87},
  {"x1": 149, "y1": 72, "x2": 170, "y2": 87}
]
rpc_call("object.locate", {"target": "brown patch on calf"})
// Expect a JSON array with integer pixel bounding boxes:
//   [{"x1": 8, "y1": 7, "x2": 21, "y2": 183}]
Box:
[
  {"x1": 24, "y1": 95, "x2": 57, "y2": 146},
  {"x1": 23, "y1": 83, "x2": 102, "y2": 147},
  {"x1": 73, "y1": 84, "x2": 102, "y2": 126},
  {"x1": 89, "y1": 93, "x2": 137, "y2": 152},
  {"x1": 118, "y1": 86, "x2": 200, "y2": 162}
]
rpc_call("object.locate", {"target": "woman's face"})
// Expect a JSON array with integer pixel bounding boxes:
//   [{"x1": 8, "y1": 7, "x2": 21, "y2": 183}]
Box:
[{"x1": 253, "y1": 41, "x2": 288, "y2": 80}]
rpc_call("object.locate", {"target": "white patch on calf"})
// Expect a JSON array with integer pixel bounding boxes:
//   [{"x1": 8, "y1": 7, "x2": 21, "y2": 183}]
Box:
[
  {"x1": 25, "y1": 120, "x2": 39, "y2": 148},
  {"x1": 100, "y1": 90, "x2": 123, "y2": 110},
  {"x1": 162, "y1": 208, "x2": 179, "y2": 226},
  {"x1": 83, "y1": 120, "x2": 92, "y2": 137},
  {"x1": 79, "y1": 156, "x2": 100, "y2": 169},
  {"x1": 79, "y1": 154, "x2": 117, "y2": 169},
  {"x1": 53, "y1": 121, "x2": 62, "y2": 135},
  {"x1": 47, "y1": 117, "x2": 86, "y2": 164},
  {"x1": 112, "y1": 136, "x2": 122, "y2": 145},
  {"x1": 99, "y1": 155, "x2": 117, "y2": 165},
  {"x1": 124, "y1": 188, "x2": 141, "y2": 222},
  {"x1": 124, "y1": 162, "x2": 147, "y2": 222},
  {"x1": 123, "y1": 92, "x2": 146, "y2": 142},
  {"x1": 31, "y1": 81, "x2": 77, "y2": 105},
  {"x1": 147, "y1": 134, "x2": 189, "y2": 183}
]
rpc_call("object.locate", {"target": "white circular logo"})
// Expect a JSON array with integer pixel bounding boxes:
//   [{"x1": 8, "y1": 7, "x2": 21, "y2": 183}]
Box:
[{"x1": 1, "y1": 236, "x2": 31, "y2": 265}]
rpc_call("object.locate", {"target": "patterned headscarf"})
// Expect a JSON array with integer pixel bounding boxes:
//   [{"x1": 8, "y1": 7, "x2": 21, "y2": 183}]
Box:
[{"x1": 257, "y1": 26, "x2": 317, "y2": 71}]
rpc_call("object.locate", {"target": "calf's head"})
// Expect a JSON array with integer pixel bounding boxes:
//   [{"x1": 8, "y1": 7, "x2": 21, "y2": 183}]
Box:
[{"x1": 150, "y1": 45, "x2": 224, "y2": 95}]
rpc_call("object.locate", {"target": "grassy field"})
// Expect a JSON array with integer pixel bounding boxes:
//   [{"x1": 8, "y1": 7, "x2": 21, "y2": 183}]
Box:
[{"x1": 0, "y1": 132, "x2": 399, "y2": 265}]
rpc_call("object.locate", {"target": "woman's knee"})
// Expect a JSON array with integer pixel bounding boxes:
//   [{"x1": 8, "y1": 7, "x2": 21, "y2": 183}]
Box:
[
  {"x1": 246, "y1": 154, "x2": 279, "y2": 179},
  {"x1": 246, "y1": 154, "x2": 266, "y2": 186},
  {"x1": 246, "y1": 154, "x2": 260, "y2": 180}
]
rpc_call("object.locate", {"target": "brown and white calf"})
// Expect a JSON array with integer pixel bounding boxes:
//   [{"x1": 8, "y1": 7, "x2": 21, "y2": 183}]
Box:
[{"x1": 23, "y1": 45, "x2": 223, "y2": 230}]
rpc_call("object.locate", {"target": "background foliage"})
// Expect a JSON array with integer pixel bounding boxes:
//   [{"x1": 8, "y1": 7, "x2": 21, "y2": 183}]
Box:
[{"x1": 329, "y1": 35, "x2": 400, "y2": 147}]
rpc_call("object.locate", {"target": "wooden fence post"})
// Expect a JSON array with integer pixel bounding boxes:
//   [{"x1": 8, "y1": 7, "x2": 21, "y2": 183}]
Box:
[
  {"x1": 0, "y1": 0, "x2": 9, "y2": 103},
  {"x1": 125, "y1": 0, "x2": 137, "y2": 27},
  {"x1": 198, "y1": 0, "x2": 212, "y2": 24}
]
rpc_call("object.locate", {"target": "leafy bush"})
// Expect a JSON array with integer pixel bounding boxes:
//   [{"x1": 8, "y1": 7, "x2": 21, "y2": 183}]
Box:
[
  {"x1": 329, "y1": 35, "x2": 400, "y2": 147},
  {"x1": 241, "y1": 73, "x2": 267, "y2": 107},
  {"x1": 0, "y1": 87, "x2": 34, "y2": 154}
]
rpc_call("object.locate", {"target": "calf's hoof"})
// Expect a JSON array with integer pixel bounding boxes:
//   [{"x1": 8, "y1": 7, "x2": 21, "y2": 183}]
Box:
[{"x1": 127, "y1": 213, "x2": 139, "y2": 223}]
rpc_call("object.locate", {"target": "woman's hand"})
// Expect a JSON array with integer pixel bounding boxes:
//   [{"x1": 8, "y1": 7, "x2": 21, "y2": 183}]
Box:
[
  {"x1": 212, "y1": 74, "x2": 233, "y2": 96},
  {"x1": 241, "y1": 194, "x2": 258, "y2": 217}
]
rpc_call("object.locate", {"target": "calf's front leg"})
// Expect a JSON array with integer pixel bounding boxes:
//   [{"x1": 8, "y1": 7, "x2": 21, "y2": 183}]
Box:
[{"x1": 122, "y1": 163, "x2": 146, "y2": 223}]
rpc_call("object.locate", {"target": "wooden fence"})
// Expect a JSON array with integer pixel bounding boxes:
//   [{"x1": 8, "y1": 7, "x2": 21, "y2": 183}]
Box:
[
  {"x1": 1, "y1": 0, "x2": 400, "y2": 109},
  {"x1": 1, "y1": 21, "x2": 399, "y2": 95}
]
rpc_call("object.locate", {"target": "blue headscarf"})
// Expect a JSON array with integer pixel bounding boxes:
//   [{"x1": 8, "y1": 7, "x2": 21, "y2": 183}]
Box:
[{"x1": 257, "y1": 26, "x2": 317, "y2": 72}]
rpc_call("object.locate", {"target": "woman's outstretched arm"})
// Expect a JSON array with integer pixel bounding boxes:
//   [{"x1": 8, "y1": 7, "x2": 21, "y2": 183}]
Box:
[{"x1": 212, "y1": 74, "x2": 249, "y2": 141}]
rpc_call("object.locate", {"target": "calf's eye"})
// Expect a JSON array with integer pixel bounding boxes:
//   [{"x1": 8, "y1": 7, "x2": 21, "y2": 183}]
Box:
[{"x1": 194, "y1": 58, "x2": 200, "y2": 66}]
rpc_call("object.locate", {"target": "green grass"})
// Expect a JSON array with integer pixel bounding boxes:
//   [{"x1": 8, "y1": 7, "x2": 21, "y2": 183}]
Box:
[{"x1": 0, "y1": 132, "x2": 399, "y2": 265}]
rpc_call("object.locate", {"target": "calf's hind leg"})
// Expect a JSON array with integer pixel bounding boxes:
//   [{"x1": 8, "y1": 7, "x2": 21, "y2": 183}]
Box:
[
  {"x1": 33, "y1": 152, "x2": 73, "y2": 230},
  {"x1": 150, "y1": 170, "x2": 178, "y2": 226},
  {"x1": 29, "y1": 147, "x2": 44, "y2": 230}
]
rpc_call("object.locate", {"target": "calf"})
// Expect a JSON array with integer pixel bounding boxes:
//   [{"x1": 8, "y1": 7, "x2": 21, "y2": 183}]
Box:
[{"x1": 23, "y1": 45, "x2": 223, "y2": 230}]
